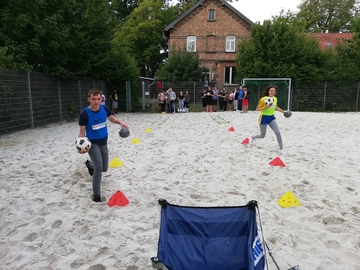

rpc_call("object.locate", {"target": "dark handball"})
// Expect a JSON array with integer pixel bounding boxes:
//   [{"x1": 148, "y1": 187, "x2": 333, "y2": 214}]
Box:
[
  {"x1": 284, "y1": 111, "x2": 292, "y2": 118},
  {"x1": 119, "y1": 127, "x2": 130, "y2": 138}
]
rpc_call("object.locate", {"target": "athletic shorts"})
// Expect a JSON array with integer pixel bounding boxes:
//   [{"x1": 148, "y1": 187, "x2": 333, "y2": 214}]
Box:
[
  {"x1": 259, "y1": 115, "x2": 276, "y2": 125},
  {"x1": 242, "y1": 99, "x2": 248, "y2": 106},
  {"x1": 228, "y1": 100, "x2": 233, "y2": 104}
]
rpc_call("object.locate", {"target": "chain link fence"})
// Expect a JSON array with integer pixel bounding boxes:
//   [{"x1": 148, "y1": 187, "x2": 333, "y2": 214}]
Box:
[
  {"x1": 0, "y1": 69, "x2": 107, "y2": 136},
  {"x1": 143, "y1": 81, "x2": 360, "y2": 113},
  {"x1": 1, "y1": 68, "x2": 359, "y2": 136}
]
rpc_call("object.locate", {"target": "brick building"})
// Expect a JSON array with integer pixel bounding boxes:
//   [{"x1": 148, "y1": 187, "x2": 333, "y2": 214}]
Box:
[{"x1": 163, "y1": 0, "x2": 253, "y2": 89}]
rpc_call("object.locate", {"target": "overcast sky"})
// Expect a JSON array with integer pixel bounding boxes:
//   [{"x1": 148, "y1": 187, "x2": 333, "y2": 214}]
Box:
[{"x1": 229, "y1": 0, "x2": 301, "y2": 23}]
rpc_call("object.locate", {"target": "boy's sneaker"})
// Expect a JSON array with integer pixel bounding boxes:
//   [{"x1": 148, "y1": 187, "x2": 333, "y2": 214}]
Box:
[
  {"x1": 249, "y1": 135, "x2": 254, "y2": 145},
  {"x1": 85, "y1": 160, "x2": 94, "y2": 176},
  {"x1": 279, "y1": 149, "x2": 287, "y2": 155},
  {"x1": 92, "y1": 195, "x2": 102, "y2": 203}
]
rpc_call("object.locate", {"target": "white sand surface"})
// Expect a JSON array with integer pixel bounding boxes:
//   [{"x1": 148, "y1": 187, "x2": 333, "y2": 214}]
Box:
[{"x1": 0, "y1": 111, "x2": 359, "y2": 270}]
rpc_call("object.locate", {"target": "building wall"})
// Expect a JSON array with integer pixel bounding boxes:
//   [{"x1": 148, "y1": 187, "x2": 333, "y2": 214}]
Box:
[{"x1": 167, "y1": 0, "x2": 251, "y2": 88}]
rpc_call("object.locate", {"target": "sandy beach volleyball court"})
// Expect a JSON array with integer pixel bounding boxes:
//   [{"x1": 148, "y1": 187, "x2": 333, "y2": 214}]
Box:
[{"x1": 0, "y1": 111, "x2": 360, "y2": 269}]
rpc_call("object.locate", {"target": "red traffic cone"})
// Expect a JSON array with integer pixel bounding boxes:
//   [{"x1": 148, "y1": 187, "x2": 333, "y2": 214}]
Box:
[
  {"x1": 108, "y1": 190, "x2": 129, "y2": 207},
  {"x1": 241, "y1": 138, "x2": 249, "y2": 144},
  {"x1": 269, "y1": 157, "x2": 286, "y2": 167},
  {"x1": 228, "y1": 127, "x2": 235, "y2": 132}
]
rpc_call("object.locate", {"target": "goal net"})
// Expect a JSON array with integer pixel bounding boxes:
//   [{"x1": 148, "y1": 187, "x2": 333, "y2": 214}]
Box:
[{"x1": 242, "y1": 78, "x2": 292, "y2": 110}]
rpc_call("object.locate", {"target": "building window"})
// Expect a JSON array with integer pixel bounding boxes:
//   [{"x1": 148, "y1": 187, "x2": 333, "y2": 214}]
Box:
[
  {"x1": 208, "y1": 9, "x2": 216, "y2": 21},
  {"x1": 226, "y1": 36, "x2": 235, "y2": 52},
  {"x1": 187, "y1": 36, "x2": 196, "y2": 52},
  {"x1": 224, "y1": 67, "x2": 236, "y2": 84}
]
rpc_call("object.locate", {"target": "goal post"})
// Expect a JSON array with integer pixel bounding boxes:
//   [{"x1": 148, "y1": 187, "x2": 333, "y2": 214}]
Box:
[{"x1": 242, "y1": 78, "x2": 292, "y2": 110}]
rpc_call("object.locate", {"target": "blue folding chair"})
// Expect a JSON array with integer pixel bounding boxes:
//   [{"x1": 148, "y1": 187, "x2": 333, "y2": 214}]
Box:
[{"x1": 151, "y1": 199, "x2": 267, "y2": 270}]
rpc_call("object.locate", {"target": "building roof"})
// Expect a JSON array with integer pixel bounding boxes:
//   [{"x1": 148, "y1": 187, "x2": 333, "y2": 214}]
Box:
[
  {"x1": 163, "y1": 0, "x2": 254, "y2": 38},
  {"x1": 311, "y1": 33, "x2": 353, "y2": 50}
]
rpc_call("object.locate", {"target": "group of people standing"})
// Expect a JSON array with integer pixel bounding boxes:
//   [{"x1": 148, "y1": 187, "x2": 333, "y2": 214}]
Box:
[
  {"x1": 157, "y1": 88, "x2": 190, "y2": 113},
  {"x1": 201, "y1": 85, "x2": 250, "y2": 113}
]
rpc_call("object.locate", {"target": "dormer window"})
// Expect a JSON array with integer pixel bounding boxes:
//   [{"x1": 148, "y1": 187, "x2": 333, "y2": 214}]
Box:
[{"x1": 208, "y1": 9, "x2": 216, "y2": 21}]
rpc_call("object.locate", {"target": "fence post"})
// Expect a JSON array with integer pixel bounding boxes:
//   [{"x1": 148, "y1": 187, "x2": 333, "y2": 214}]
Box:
[
  {"x1": 356, "y1": 82, "x2": 360, "y2": 112},
  {"x1": 78, "y1": 80, "x2": 82, "y2": 112},
  {"x1": 58, "y1": 78, "x2": 63, "y2": 122},
  {"x1": 193, "y1": 81, "x2": 196, "y2": 109},
  {"x1": 27, "y1": 72, "x2": 34, "y2": 129},
  {"x1": 126, "y1": 81, "x2": 131, "y2": 112},
  {"x1": 287, "y1": 79, "x2": 292, "y2": 111},
  {"x1": 323, "y1": 81, "x2": 327, "y2": 110},
  {"x1": 142, "y1": 81, "x2": 146, "y2": 111}
]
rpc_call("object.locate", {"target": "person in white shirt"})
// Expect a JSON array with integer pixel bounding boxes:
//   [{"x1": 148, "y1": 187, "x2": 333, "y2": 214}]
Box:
[{"x1": 101, "y1": 92, "x2": 106, "y2": 106}]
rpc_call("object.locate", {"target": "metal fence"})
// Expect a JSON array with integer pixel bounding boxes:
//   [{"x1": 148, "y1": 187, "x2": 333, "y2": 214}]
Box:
[
  {"x1": 144, "y1": 81, "x2": 360, "y2": 113},
  {"x1": 1, "y1": 67, "x2": 359, "y2": 136},
  {"x1": 0, "y1": 69, "x2": 107, "y2": 135}
]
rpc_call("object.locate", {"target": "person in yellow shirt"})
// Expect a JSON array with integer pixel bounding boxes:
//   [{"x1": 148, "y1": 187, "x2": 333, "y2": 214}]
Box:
[{"x1": 249, "y1": 85, "x2": 286, "y2": 154}]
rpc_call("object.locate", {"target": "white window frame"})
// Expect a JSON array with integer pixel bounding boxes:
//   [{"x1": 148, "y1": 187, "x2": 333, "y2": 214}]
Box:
[
  {"x1": 224, "y1": 67, "x2": 236, "y2": 85},
  {"x1": 226, "y1": 35, "x2": 236, "y2": 52},
  {"x1": 187, "y1": 36, "x2": 196, "y2": 52},
  {"x1": 208, "y1": 9, "x2": 216, "y2": 21}
]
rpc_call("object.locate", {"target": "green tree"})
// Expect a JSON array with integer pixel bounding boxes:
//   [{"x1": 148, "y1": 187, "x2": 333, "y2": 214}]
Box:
[
  {"x1": 66, "y1": 0, "x2": 117, "y2": 79},
  {"x1": 335, "y1": 16, "x2": 360, "y2": 81},
  {"x1": 155, "y1": 46, "x2": 203, "y2": 82},
  {"x1": 0, "y1": 0, "x2": 119, "y2": 79},
  {"x1": 102, "y1": 44, "x2": 140, "y2": 108},
  {"x1": 114, "y1": 0, "x2": 177, "y2": 77},
  {"x1": 0, "y1": 0, "x2": 70, "y2": 72},
  {"x1": 110, "y1": 0, "x2": 139, "y2": 25},
  {"x1": 236, "y1": 20, "x2": 328, "y2": 85},
  {"x1": 296, "y1": 0, "x2": 359, "y2": 33}
]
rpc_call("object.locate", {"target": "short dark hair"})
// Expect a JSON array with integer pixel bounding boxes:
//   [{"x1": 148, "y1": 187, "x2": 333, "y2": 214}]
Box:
[{"x1": 88, "y1": 88, "x2": 102, "y2": 97}]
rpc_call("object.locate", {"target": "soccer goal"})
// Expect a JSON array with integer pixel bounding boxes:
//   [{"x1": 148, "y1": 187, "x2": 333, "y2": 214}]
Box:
[{"x1": 242, "y1": 78, "x2": 292, "y2": 110}]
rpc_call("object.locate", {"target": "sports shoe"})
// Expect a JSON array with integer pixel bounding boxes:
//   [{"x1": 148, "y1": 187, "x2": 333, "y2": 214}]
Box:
[
  {"x1": 249, "y1": 135, "x2": 254, "y2": 145},
  {"x1": 85, "y1": 160, "x2": 94, "y2": 176},
  {"x1": 92, "y1": 195, "x2": 102, "y2": 203},
  {"x1": 279, "y1": 149, "x2": 287, "y2": 155}
]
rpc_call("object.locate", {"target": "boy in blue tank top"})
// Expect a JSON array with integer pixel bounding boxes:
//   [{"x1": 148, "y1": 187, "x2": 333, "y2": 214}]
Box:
[{"x1": 78, "y1": 88, "x2": 129, "y2": 202}]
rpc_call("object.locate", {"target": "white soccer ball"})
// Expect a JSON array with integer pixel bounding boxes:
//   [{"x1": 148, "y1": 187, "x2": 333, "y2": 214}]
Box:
[
  {"x1": 207, "y1": 92, "x2": 210, "y2": 96},
  {"x1": 75, "y1": 137, "x2": 91, "y2": 152},
  {"x1": 265, "y1": 97, "x2": 274, "y2": 106}
]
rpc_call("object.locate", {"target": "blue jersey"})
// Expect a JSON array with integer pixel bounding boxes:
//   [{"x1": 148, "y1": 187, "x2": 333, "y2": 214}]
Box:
[
  {"x1": 79, "y1": 105, "x2": 112, "y2": 145},
  {"x1": 238, "y1": 89, "x2": 244, "y2": 99}
]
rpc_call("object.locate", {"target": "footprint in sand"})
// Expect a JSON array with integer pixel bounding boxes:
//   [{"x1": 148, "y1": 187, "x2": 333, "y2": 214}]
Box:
[
  {"x1": 79, "y1": 226, "x2": 89, "y2": 234},
  {"x1": 51, "y1": 220, "x2": 63, "y2": 229},
  {"x1": 70, "y1": 260, "x2": 84, "y2": 269},
  {"x1": 34, "y1": 217, "x2": 46, "y2": 225},
  {"x1": 351, "y1": 207, "x2": 360, "y2": 214},
  {"x1": 98, "y1": 231, "x2": 111, "y2": 237},
  {"x1": 88, "y1": 264, "x2": 106, "y2": 270},
  {"x1": 324, "y1": 239, "x2": 341, "y2": 249},
  {"x1": 24, "y1": 232, "x2": 38, "y2": 242}
]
